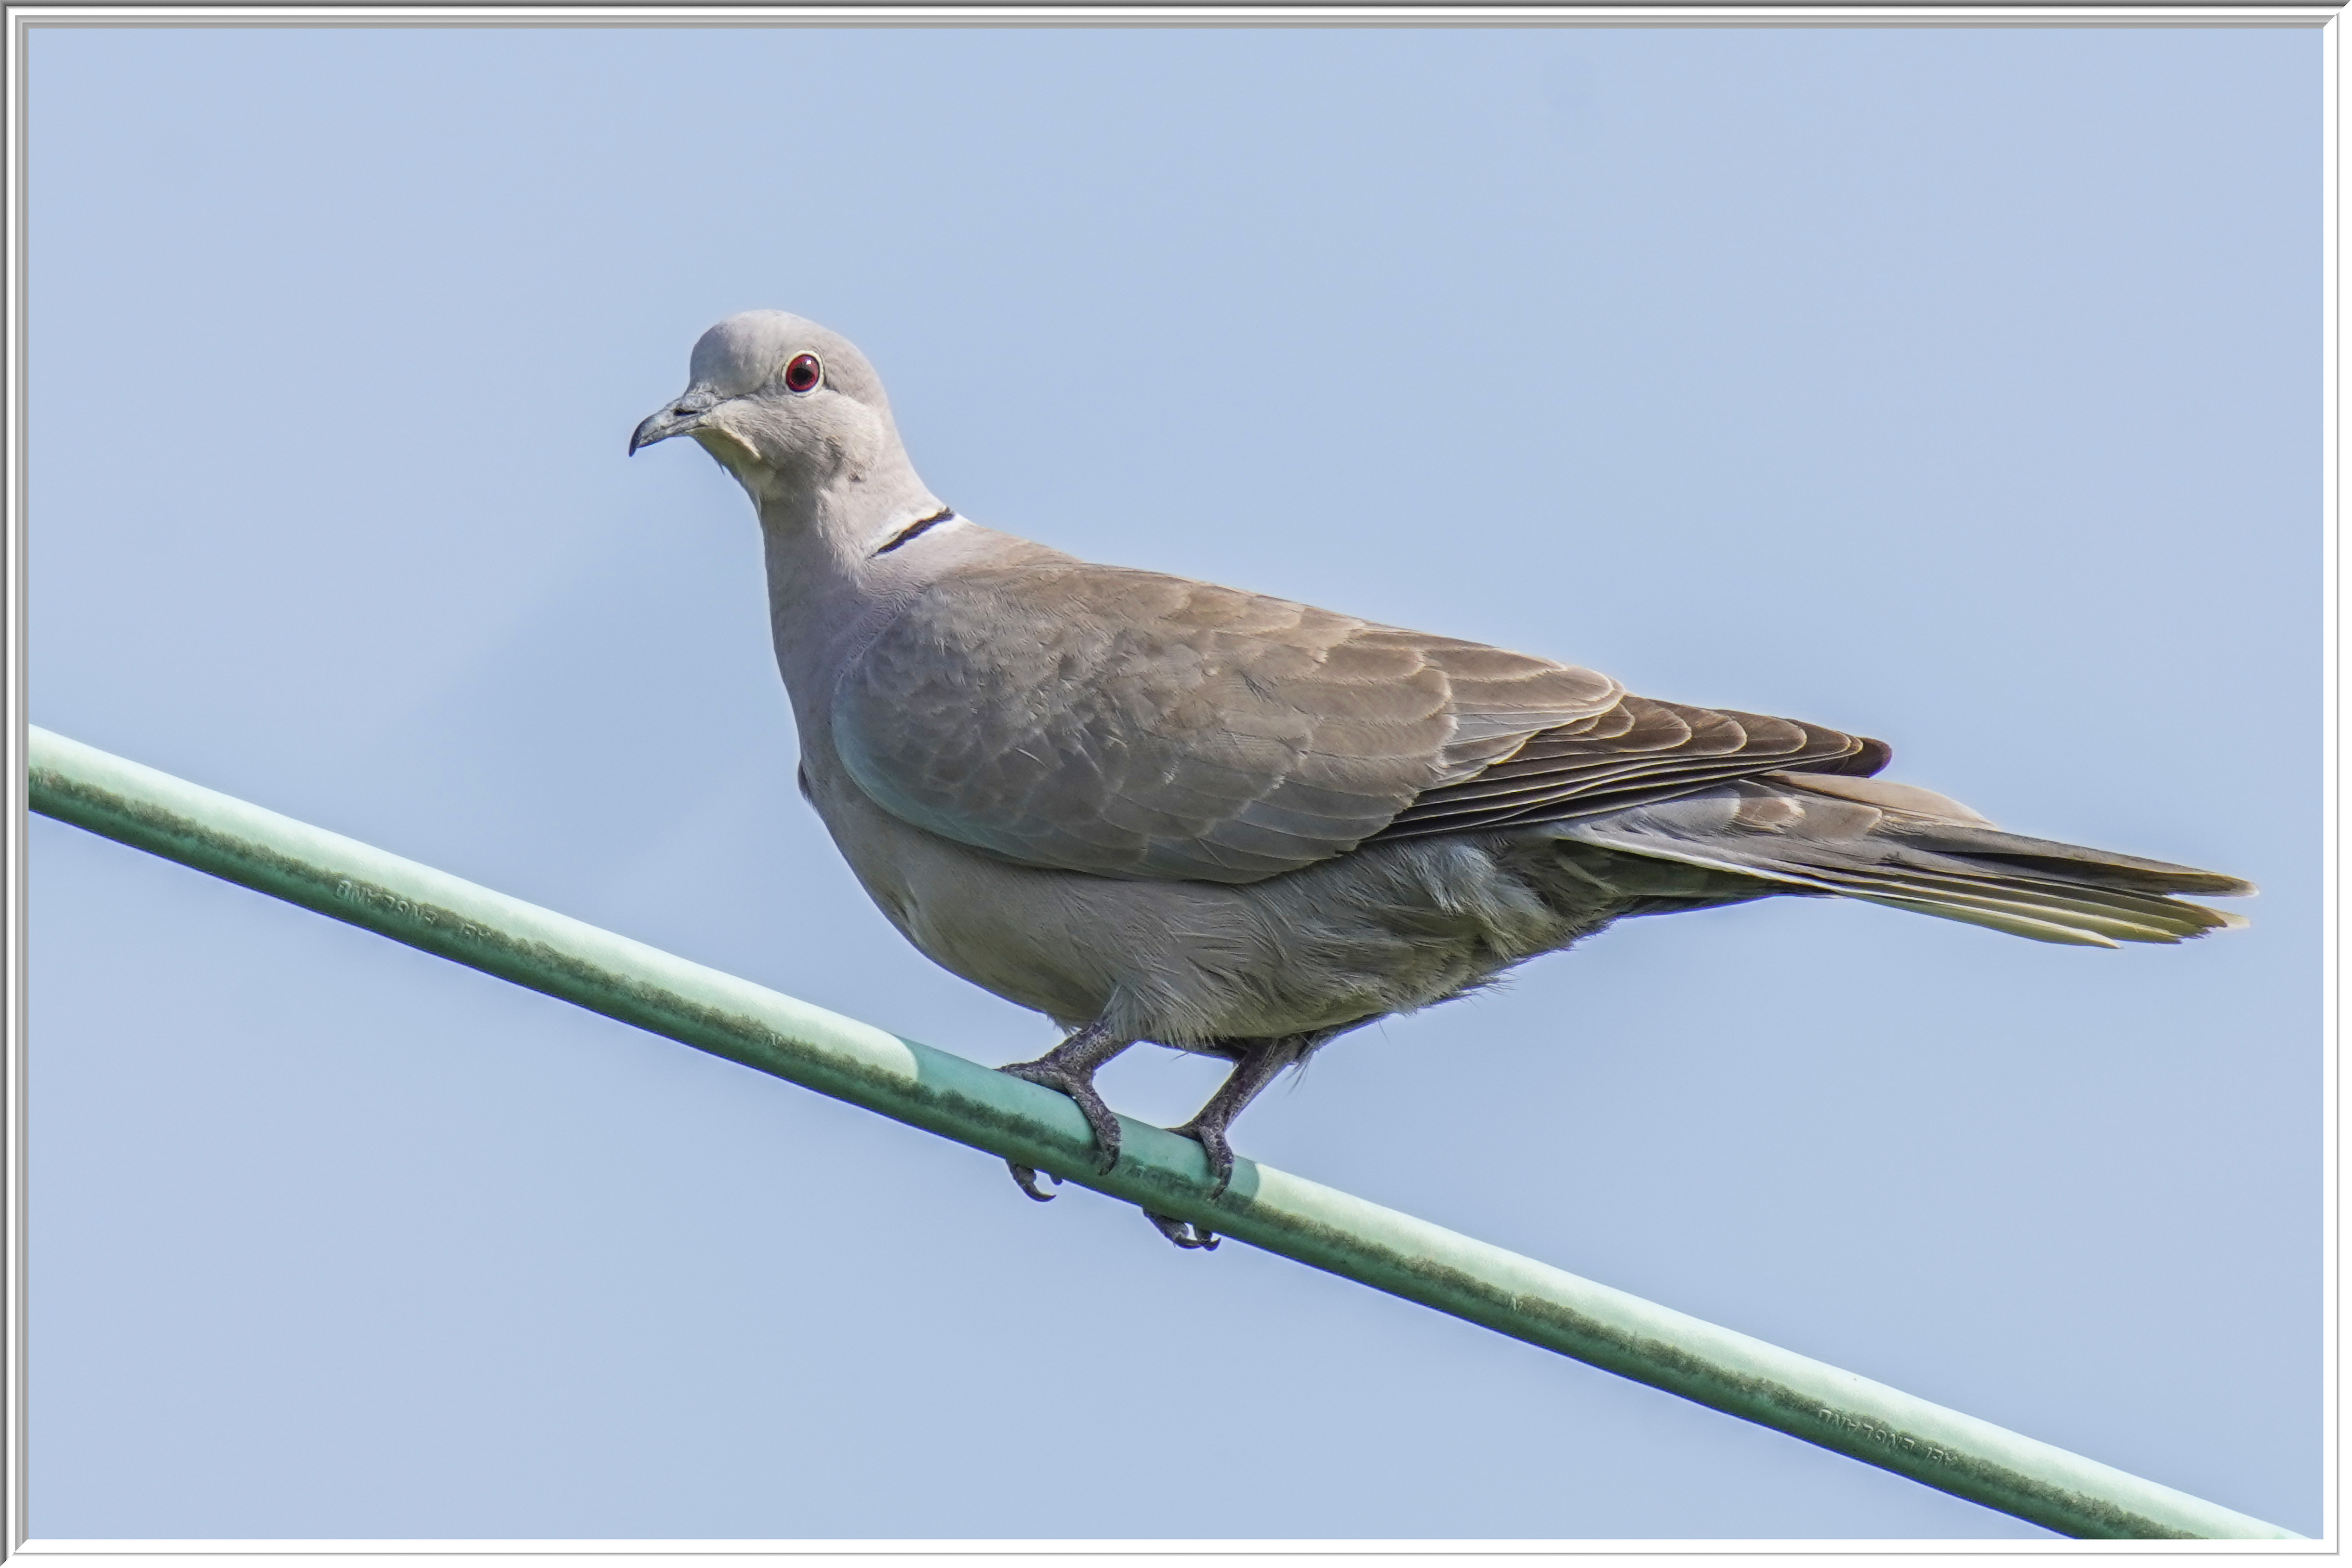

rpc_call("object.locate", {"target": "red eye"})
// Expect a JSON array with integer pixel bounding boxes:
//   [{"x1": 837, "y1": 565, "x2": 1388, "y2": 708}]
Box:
[{"x1": 783, "y1": 353, "x2": 822, "y2": 393}]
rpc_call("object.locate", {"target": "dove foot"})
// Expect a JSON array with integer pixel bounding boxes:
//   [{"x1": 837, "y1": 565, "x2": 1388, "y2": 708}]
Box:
[
  {"x1": 1169, "y1": 1116, "x2": 1239, "y2": 1195},
  {"x1": 1168, "y1": 1029, "x2": 1332, "y2": 1196},
  {"x1": 999, "y1": 1021, "x2": 1137, "y2": 1177},
  {"x1": 1146, "y1": 1210, "x2": 1221, "y2": 1249}
]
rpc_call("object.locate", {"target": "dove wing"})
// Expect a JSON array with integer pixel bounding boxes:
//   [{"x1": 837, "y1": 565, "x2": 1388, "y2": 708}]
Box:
[
  {"x1": 1366, "y1": 697, "x2": 1891, "y2": 842},
  {"x1": 832, "y1": 560, "x2": 1886, "y2": 883},
  {"x1": 832, "y1": 562, "x2": 1612, "y2": 881}
]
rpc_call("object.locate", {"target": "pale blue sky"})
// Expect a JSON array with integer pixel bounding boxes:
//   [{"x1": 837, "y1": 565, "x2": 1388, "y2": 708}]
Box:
[{"x1": 27, "y1": 23, "x2": 2320, "y2": 1539}]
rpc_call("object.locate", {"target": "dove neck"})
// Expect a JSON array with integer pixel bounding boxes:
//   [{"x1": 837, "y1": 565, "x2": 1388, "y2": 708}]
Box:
[
  {"x1": 753, "y1": 484, "x2": 950, "y2": 721},
  {"x1": 756, "y1": 505, "x2": 1068, "y2": 746},
  {"x1": 755, "y1": 462, "x2": 946, "y2": 563}
]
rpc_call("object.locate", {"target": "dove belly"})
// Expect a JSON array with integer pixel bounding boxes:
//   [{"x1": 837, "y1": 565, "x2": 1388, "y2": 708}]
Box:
[{"x1": 809, "y1": 771, "x2": 1621, "y2": 1046}]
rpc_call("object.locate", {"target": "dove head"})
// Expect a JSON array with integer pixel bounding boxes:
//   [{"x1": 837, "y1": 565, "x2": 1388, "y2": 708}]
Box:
[{"x1": 630, "y1": 311, "x2": 937, "y2": 530}]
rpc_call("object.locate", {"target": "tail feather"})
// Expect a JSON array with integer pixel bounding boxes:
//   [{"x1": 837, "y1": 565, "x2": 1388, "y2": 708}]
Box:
[
  {"x1": 1853, "y1": 896, "x2": 2128, "y2": 948},
  {"x1": 1876, "y1": 824, "x2": 2255, "y2": 898},
  {"x1": 1793, "y1": 859, "x2": 2244, "y2": 943},
  {"x1": 1551, "y1": 771, "x2": 2251, "y2": 948},
  {"x1": 1836, "y1": 874, "x2": 2242, "y2": 946}
]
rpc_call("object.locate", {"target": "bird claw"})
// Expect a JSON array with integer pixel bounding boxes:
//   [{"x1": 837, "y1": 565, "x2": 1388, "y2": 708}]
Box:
[
  {"x1": 1146, "y1": 1210, "x2": 1220, "y2": 1250},
  {"x1": 1172, "y1": 1118, "x2": 1237, "y2": 1196},
  {"x1": 1006, "y1": 1161, "x2": 1061, "y2": 1202},
  {"x1": 1000, "y1": 1059, "x2": 1122, "y2": 1171}
]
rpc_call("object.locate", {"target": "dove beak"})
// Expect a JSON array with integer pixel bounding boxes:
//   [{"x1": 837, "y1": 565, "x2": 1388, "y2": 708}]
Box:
[{"x1": 629, "y1": 389, "x2": 722, "y2": 455}]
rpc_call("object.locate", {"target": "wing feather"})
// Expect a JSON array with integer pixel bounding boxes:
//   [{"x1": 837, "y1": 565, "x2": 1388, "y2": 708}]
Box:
[{"x1": 832, "y1": 559, "x2": 1884, "y2": 881}]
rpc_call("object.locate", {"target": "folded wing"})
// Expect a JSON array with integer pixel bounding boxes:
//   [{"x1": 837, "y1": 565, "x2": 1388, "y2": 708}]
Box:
[{"x1": 831, "y1": 559, "x2": 1886, "y2": 883}]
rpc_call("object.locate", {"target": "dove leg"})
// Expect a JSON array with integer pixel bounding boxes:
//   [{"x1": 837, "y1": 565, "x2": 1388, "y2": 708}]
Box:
[
  {"x1": 1169, "y1": 1030, "x2": 1328, "y2": 1196},
  {"x1": 1139, "y1": 1033, "x2": 1330, "y2": 1251},
  {"x1": 999, "y1": 1020, "x2": 1138, "y2": 1188}
]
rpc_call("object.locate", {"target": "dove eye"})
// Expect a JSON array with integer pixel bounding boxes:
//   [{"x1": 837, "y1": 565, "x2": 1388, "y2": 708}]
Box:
[{"x1": 783, "y1": 353, "x2": 823, "y2": 394}]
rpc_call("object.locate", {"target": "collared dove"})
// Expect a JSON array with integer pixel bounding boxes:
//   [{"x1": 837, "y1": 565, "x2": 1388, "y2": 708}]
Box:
[{"x1": 632, "y1": 310, "x2": 2252, "y2": 1250}]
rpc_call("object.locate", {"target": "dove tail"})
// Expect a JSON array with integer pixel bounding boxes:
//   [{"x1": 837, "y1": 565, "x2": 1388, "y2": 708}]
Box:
[{"x1": 1553, "y1": 771, "x2": 2253, "y2": 949}]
